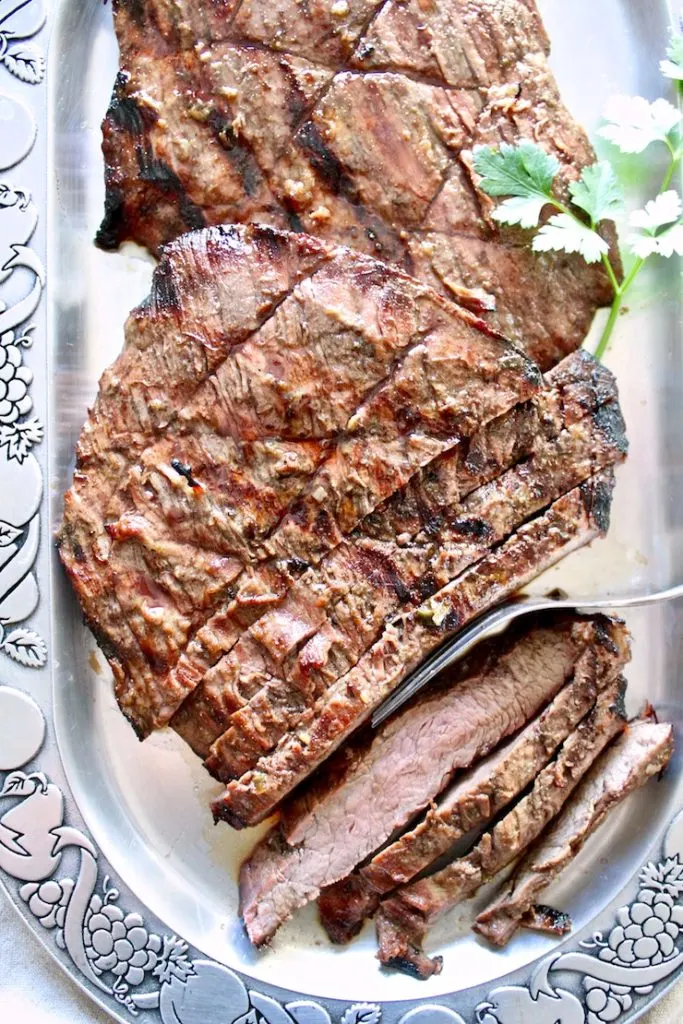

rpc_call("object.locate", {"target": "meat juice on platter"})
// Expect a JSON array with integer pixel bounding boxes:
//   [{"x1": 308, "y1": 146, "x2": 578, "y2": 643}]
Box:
[{"x1": 54, "y1": 0, "x2": 678, "y2": 989}]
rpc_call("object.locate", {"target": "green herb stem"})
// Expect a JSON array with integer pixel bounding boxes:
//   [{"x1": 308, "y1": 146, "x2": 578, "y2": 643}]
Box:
[
  {"x1": 594, "y1": 147, "x2": 682, "y2": 361},
  {"x1": 661, "y1": 159, "x2": 677, "y2": 191},
  {"x1": 600, "y1": 252, "x2": 621, "y2": 295},
  {"x1": 594, "y1": 257, "x2": 645, "y2": 361}
]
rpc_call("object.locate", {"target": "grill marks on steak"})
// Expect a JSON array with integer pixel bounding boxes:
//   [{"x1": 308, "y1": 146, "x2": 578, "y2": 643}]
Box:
[
  {"x1": 171, "y1": 348, "x2": 616, "y2": 760},
  {"x1": 214, "y1": 469, "x2": 616, "y2": 829},
  {"x1": 473, "y1": 715, "x2": 674, "y2": 948},
  {"x1": 318, "y1": 616, "x2": 630, "y2": 943},
  {"x1": 60, "y1": 225, "x2": 541, "y2": 737},
  {"x1": 349, "y1": 0, "x2": 548, "y2": 87},
  {"x1": 101, "y1": 0, "x2": 614, "y2": 368},
  {"x1": 130, "y1": 281, "x2": 536, "y2": 724},
  {"x1": 60, "y1": 225, "x2": 330, "y2": 726},
  {"x1": 375, "y1": 679, "x2": 628, "y2": 978},
  {"x1": 203, "y1": 399, "x2": 626, "y2": 782},
  {"x1": 238, "y1": 615, "x2": 629, "y2": 947}
]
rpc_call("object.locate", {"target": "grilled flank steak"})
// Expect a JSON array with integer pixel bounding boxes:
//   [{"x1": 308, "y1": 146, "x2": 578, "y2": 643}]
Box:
[
  {"x1": 99, "y1": 0, "x2": 617, "y2": 369},
  {"x1": 60, "y1": 225, "x2": 631, "y2": 961}
]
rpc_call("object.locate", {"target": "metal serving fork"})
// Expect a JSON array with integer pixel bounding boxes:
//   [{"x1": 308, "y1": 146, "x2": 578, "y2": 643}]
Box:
[{"x1": 371, "y1": 582, "x2": 683, "y2": 727}]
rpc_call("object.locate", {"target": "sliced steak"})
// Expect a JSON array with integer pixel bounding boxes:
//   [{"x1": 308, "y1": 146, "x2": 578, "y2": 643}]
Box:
[
  {"x1": 319, "y1": 615, "x2": 630, "y2": 943},
  {"x1": 214, "y1": 469, "x2": 616, "y2": 830},
  {"x1": 375, "y1": 679, "x2": 627, "y2": 978},
  {"x1": 473, "y1": 715, "x2": 674, "y2": 947},
  {"x1": 519, "y1": 903, "x2": 572, "y2": 936},
  {"x1": 239, "y1": 615, "x2": 624, "y2": 946},
  {"x1": 172, "y1": 349, "x2": 619, "y2": 760},
  {"x1": 100, "y1": 0, "x2": 616, "y2": 368},
  {"x1": 205, "y1": 402, "x2": 626, "y2": 782},
  {"x1": 60, "y1": 224, "x2": 540, "y2": 737}
]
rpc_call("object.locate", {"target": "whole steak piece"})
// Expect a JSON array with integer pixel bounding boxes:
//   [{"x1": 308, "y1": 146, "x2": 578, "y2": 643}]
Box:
[
  {"x1": 58, "y1": 224, "x2": 542, "y2": 740},
  {"x1": 99, "y1": 0, "x2": 614, "y2": 369}
]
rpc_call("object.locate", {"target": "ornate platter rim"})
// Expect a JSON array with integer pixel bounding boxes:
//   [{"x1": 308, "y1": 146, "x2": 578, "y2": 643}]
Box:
[{"x1": 0, "y1": 1, "x2": 681, "y2": 1022}]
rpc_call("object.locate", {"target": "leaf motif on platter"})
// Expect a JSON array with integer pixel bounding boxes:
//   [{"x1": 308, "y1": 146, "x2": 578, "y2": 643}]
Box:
[
  {"x1": 2, "y1": 626, "x2": 47, "y2": 666},
  {"x1": 2, "y1": 45, "x2": 45, "y2": 84},
  {"x1": 341, "y1": 1005, "x2": 382, "y2": 1024},
  {"x1": 0, "y1": 519, "x2": 21, "y2": 546},
  {"x1": 0, "y1": 416, "x2": 43, "y2": 462},
  {"x1": 0, "y1": 768, "x2": 40, "y2": 796}
]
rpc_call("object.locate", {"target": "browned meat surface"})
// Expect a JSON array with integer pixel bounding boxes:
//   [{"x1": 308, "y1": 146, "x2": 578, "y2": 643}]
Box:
[
  {"x1": 239, "y1": 615, "x2": 627, "y2": 946},
  {"x1": 172, "y1": 349, "x2": 622, "y2": 765},
  {"x1": 99, "y1": 0, "x2": 615, "y2": 369},
  {"x1": 520, "y1": 904, "x2": 572, "y2": 936},
  {"x1": 59, "y1": 224, "x2": 541, "y2": 739},
  {"x1": 474, "y1": 715, "x2": 674, "y2": 947},
  {"x1": 375, "y1": 679, "x2": 627, "y2": 978},
  {"x1": 201, "y1": 399, "x2": 626, "y2": 783},
  {"x1": 214, "y1": 469, "x2": 617, "y2": 830},
  {"x1": 318, "y1": 615, "x2": 630, "y2": 943}
]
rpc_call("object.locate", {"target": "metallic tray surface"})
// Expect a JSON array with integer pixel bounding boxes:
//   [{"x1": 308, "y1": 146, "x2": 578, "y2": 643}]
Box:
[{"x1": 0, "y1": 0, "x2": 682, "y2": 1021}]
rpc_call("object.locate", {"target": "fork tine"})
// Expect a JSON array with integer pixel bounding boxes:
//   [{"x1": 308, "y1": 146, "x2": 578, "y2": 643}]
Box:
[{"x1": 371, "y1": 596, "x2": 544, "y2": 728}]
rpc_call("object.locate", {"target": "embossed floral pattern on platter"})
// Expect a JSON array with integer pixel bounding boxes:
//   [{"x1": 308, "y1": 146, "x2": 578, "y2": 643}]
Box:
[
  {"x1": 2, "y1": 755, "x2": 683, "y2": 1024},
  {"x1": 0, "y1": 1, "x2": 682, "y2": 1023}
]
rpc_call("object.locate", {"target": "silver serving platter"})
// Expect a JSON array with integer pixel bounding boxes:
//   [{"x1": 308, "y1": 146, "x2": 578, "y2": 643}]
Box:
[{"x1": 0, "y1": 0, "x2": 682, "y2": 1021}]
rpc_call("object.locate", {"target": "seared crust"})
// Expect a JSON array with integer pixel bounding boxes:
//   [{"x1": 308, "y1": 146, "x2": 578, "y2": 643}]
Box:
[
  {"x1": 59, "y1": 224, "x2": 542, "y2": 738},
  {"x1": 99, "y1": 0, "x2": 617, "y2": 369},
  {"x1": 203, "y1": 399, "x2": 627, "y2": 782},
  {"x1": 170, "y1": 348, "x2": 621, "y2": 761},
  {"x1": 215, "y1": 469, "x2": 618, "y2": 831}
]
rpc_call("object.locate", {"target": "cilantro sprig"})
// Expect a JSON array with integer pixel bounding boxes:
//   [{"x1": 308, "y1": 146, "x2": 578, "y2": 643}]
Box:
[{"x1": 473, "y1": 31, "x2": 683, "y2": 362}]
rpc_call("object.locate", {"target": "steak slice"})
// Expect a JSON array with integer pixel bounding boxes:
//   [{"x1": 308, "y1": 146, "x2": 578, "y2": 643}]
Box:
[
  {"x1": 519, "y1": 903, "x2": 572, "y2": 936},
  {"x1": 60, "y1": 224, "x2": 540, "y2": 738},
  {"x1": 214, "y1": 468, "x2": 616, "y2": 829},
  {"x1": 473, "y1": 715, "x2": 674, "y2": 947},
  {"x1": 100, "y1": 0, "x2": 615, "y2": 369},
  {"x1": 375, "y1": 679, "x2": 627, "y2": 978},
  {"x1": 240, "y1": 614, "x2": 628, "y2": 947},
  {"x1": 318, "y1": 615, "x2": 630, "y2": 943},
  {"x1": 171, "y1": 349, "x2": 618, "y2": 759},
  {"x1": 204, "y1": 401, "x2": 626, "y2": 782}
]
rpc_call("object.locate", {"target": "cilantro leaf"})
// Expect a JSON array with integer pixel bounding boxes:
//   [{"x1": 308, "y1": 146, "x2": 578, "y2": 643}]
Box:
[
  {"x1": 652, "y1": 222, "x2": 683, "y2": 257},
  {"x1": 569, "y1": 162, "x2": 623, "y2": 225},
  {"x1": 490, "y1": 195, "x2": 550, "y2": 229},
  {"x1": 629, "y1": 222, "x2": 683, "y2": 259},
  {"x1": 599, "y1": 96, "x2": 682, "y2": 153},
  {"x1": 630, "y1": 190, "x2": 682, "y2": 230},
  {"x1": 661, "y1": 33, "x2": 683, "y2": 81},
  {"x1": 532, "y1": 214, "x2": 609, "y2": 263},
  {"x1": 473, "y1": 141, "x2": 559, "y2": 227},
  {"x1": 628, "y1": 190, "x2": 683, "y2": 258}
]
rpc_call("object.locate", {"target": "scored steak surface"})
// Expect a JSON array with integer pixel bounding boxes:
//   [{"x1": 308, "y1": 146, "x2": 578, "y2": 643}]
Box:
[
  {"x1": 172, "y1": 349, "x2": 623, "y2": 768},
  {"x1": 59, "y1": 224, "x2": 542, "y2": 740},
  {"x1": 214, "y1": 468, "x2": 618, "y2": 829},
  {"x1": 100, "y1": 0, "x2": 615, "y2": 369},
  {"x1": 199, "y1": 392, "x2": 626, "y2": 783}
]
